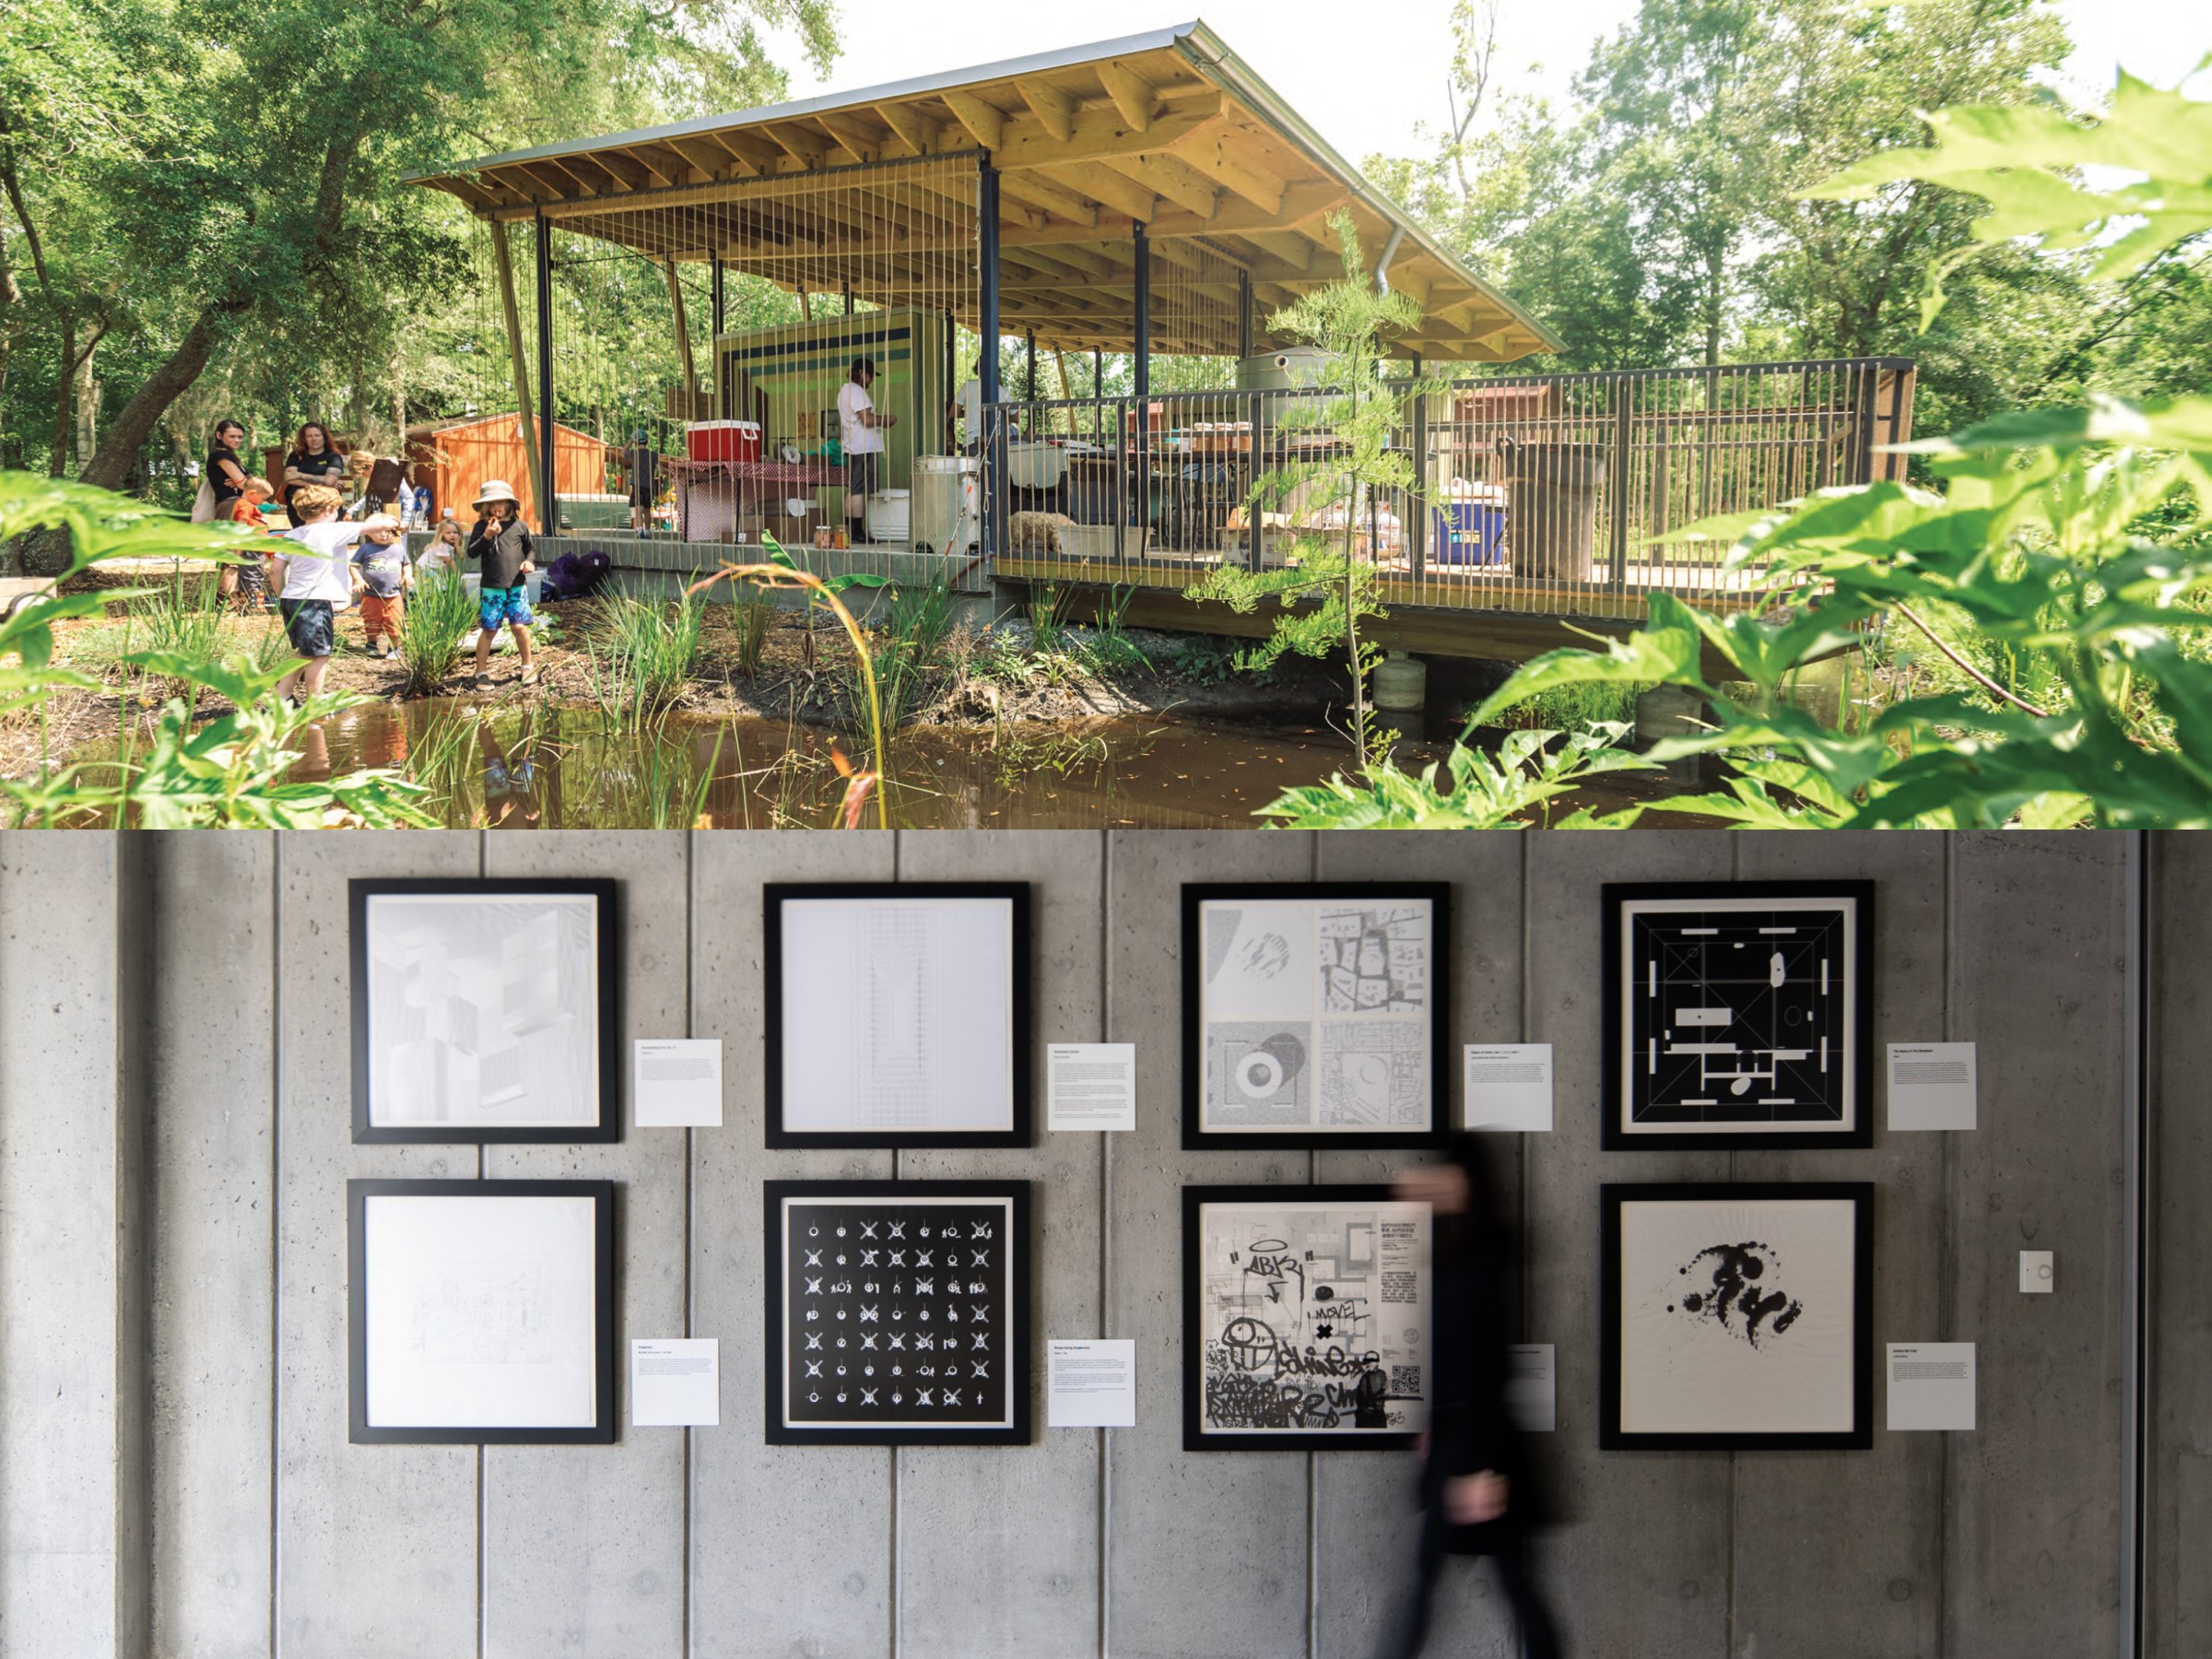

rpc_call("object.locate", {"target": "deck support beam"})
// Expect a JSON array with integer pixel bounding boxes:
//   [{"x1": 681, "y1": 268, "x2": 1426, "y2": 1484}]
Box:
[
  {"x1": 534, "y1": 211, "x2": 557, "y2": 534},
  {"x1": 1237, "y1": 268, "x2": 1253, "y2": 361},
  {"x1": 979, "y1": 155, "x2": 1006, "y2": 557}
]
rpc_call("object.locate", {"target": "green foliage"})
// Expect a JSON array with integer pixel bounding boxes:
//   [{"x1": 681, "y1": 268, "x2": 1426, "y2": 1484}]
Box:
[
  {"x1": 395, "y1": 567, "x2": 477, "y2": 696},
  {"x1": 1484, "y1": 677, "x2": 1652, "y2": 733},
  {"x1": 588, "y1": 592, "x2": 706, "y2": 725},
  {"x1": 730, "y1": 589, "x2": 777, "y2": 677},
  {"x1": 1185, "y1": 212, "x2": 1436, "y2": 767},
  {"x1": 1255, "y1": 723, "x2": 1658, "y2": 829},
  {"x1": 873, "y1": 577, "x2": 959, "y2": 731}
]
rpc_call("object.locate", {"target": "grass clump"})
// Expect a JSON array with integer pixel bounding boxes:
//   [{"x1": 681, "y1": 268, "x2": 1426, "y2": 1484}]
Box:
[
  {"x1": 396, "y1": 571, "x2": 478, "y2": 696},
  {"x1": 873, "y1": 577, "x2": 958, "y2": 732},
  {"x1": 590, "y1": 592, "x2": 706, "y2": 725},
  {"x1": 732, "y1": 587, "x2": 777, "y2": 677}
]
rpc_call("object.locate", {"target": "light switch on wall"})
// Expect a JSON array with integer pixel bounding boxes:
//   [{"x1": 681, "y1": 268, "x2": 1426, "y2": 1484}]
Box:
[{"x1": 2019, "y1": 1250, "x2": 2055, "y2": 1294}]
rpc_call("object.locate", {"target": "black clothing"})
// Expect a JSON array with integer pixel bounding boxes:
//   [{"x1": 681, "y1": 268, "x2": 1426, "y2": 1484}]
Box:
[
  {"x1": 626, "y1": 443, "x2": 657, "y2": 508},
  {"x1": 466, "y1": 515, "x2": 535, "y2": 588},
  {"x1": 283, "y1": 448, "x2": 346, "y2": 509},
  {"x1": 208, "y1": 443, "x2": 248, "y2": 508},
  {"x1": 1386, "y1": 1522, "x2": 1559, "y2": 1659}
]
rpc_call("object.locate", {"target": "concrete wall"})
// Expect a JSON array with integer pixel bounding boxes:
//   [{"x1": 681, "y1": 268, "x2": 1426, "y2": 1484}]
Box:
[{"x1": 0, "y1": 830, "x2": 2171, "y2": 1659}]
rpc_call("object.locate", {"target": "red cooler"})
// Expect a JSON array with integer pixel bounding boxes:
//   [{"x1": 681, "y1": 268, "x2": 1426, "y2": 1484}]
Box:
[{"x1": 686, "y1": 420, "x2": 762, "y2": 463}]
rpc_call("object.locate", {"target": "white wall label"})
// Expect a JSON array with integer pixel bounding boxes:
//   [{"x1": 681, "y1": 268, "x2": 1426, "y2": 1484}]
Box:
[
  {"x1": 634, "y1": 1039, "x2": 723, "y2": 1127},
  {"x1": 1465, "y1": 1044, "x2": 1553, "y2": 1133},
  {"x1": 1047, "y1": 1044, "x2": 1136, "y2": 1132},
  {"x1": 630, "y1": 1338, "x2": 720, "y2": 1427},
  {"x1": 1887, "y1": 1041, "x2": 1976, "y2": 1131},
  {"x1": 1046, "y1": 1339, "x2": 1136, "y2": 1427},
  {"x1": 1505, "y1": 1343, "x2": 1557, "y2": 1432},
  {"x1": 1887, "y1": 1343, "x2": 1975, "y2": 1431}
]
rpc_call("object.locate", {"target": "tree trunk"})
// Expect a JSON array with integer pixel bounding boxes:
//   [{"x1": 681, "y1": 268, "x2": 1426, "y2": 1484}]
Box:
[
  {"x1": 77, "y1": 305, "x2": 239, "y2": 494},
  {"x1": 75, "y1": 340, "x2": 100, "y2": 467},
  {"x1": 50, "y1": 318, "x2": 75, "y2": 477}
]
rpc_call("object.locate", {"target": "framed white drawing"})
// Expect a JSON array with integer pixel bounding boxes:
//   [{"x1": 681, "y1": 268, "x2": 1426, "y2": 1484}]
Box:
[
  {"x1": 1600, "y1": 1182, "x2": 1873, "y2": 1451},
  {"x1": 1603, "y1": 880, "x2": 1876, "y2": 1151},
  {"x1": 1182, "y1": 1184, "x2": 1433, "y2": 1451},
  {"x1": 765, "y1": 884, "x2": 1031, "y2": 1148},
  {"x1": 1182, "y1": 884, "x2": 1450, "y2": 1149},
  {"x1": 350, "y1": 878, "x2": 618, "y2": 1144},
  {"x1": 347, "y1": 1179, "x2": 616, "y2": 1445}
]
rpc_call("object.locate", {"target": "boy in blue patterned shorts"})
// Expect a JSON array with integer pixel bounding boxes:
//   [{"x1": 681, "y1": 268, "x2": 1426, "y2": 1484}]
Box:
[{"x1": 464, "y1": 479, "x2": 538, "y2": 688}]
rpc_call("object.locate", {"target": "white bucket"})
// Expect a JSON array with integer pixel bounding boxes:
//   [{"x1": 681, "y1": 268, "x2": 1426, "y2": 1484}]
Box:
[{"x1": 1006, "y1": 441, "x2": 1067, "y2": 490}]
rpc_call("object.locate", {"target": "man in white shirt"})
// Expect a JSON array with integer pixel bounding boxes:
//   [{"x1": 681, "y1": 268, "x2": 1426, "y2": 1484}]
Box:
[{"x1": 837, "y1": 357, "x2": 896, "y2": 542}]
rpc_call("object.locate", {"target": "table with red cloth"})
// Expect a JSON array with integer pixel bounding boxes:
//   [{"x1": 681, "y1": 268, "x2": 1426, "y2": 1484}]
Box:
[{"x1": 667, "y1": 457, "x2": 845, "y2": 543}]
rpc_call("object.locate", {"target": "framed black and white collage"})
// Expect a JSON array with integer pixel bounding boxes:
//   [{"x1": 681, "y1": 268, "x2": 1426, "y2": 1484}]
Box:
[
  {"x1": 1602, "y1": 880, "x2": 1875, "y2": 1151},
  {"x1": 348, "y1": 1179, "x2": 617, "y2": 1445},
  {"x1": 762, "y1": 1180, "x2": 1032, "y2": 1446},
  {"x1": 1181, "y1": 884, "x2": 1450, "y2": 1149},
  {"x1": 1600, "y1": 1182, "x2": 1874, "y2": 1451},
  {"x1": 1182, "y1": 1184, "x2": 1434, "y2": 1452},
  {"x1": 765, "y1": 883, "x2": 1032, "y2": 1148},
  {"x1": 350, "y1": 877, "x2": 620, "y2": 1144}
]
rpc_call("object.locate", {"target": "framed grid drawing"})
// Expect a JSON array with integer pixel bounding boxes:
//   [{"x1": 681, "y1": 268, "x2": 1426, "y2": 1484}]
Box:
[
  {"x1": 1181, "y1": 884, "x2": 1451, "y2": 1150},
  {"x1": 350, "y1": 878, "x2": 619, "y2": 1145},
  {"x1": 1600, "y1": 1182, "x2": 1874, "y2": 1451},
  {"x1": 348, "y1": 1179, "x2": 616, "y2": 1445},
  {"x1": 765, "y1": 884, "x2": 1031, "y2": 1149},
  {"x1": 762, "y1": 1180, "x2": 1031, "y2": 1446},
  {"x1": 1602, "y1": 880, "x2": 1875, "y2": 1152},
  {"x1": 1182, "y1": 1184, "x2": 1434, "y2": 1452}
]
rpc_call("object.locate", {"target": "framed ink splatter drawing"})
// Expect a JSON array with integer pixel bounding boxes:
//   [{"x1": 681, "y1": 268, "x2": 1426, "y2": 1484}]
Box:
[
  {"x1": 1603, "y1": 881, "x2": 1876, "y2": 1151},
  {"x1": 1600, "y1": 1182, "x2": 1873, "y2": 1451},
  {"x1": 1182, "y1": 1184, "x2": 1434, "y2": 1451},
  {"x1": 1182, "y1": 884, "x2": 1451, "y2": 1149},
  {"x1": 763, "y1": 1180, "x2": 1031, "y2": 1446}
]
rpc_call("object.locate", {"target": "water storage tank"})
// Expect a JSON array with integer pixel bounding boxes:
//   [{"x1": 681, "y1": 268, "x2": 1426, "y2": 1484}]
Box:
[{"x1": 1236, "y1": 347, "x2": 1336, "y2": 394}]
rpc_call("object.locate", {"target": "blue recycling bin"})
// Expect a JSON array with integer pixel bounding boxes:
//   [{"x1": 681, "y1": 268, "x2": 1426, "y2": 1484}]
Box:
[{"x1": 1430, "y1": 497, "x2": 1509, "y2": 565}]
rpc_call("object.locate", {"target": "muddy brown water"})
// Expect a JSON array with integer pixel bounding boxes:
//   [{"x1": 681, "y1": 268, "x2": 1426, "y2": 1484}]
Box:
[{"x1": 283, "y1": 700, "x2": 1701, "y2": 830}]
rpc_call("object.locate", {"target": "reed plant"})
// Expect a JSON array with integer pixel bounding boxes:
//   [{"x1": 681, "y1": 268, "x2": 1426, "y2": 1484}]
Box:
[
  {"x1": 873, "y1": 577, "x2": 957, "y2": 732},
  {"x1": 589, "y1": 592, "x2": 706, "y2": 725},
  {"x1": 731, "y1": 587, "x2": 777, "y2": 677},
  {"x1": 395, "y1": 570, "x2": 478, "y2": 696}
]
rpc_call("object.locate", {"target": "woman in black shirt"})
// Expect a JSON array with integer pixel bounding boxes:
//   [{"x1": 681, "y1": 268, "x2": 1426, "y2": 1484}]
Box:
[
  {"x1": 207, "y1": 419, "x2": 251, "y2": 512},
  {"x1": 281, "y1": 421, "x2": 347, "y2": 517}
]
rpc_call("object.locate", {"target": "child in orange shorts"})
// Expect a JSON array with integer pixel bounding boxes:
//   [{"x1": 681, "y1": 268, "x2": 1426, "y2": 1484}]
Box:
[{"x1": 350, "y1": 513, "x2": 413, "y2": 657}]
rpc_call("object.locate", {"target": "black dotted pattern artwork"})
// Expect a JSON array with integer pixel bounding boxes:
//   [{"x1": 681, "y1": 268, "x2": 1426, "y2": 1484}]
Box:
[{"x1": 766, "y1": 1182, "x2": 1030, "y2": 1444}]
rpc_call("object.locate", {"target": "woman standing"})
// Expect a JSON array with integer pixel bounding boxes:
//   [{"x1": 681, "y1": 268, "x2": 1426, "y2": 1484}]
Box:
[
  {"x1": 281, "y1": 422, "x2": 347, "y2": 520},
  {"x1": 206, "y1": 419, "x2": 256, "y2": 602},
  {"x1": 1381, "y1": 1135, "x2": 1562, "y2": 1659}
]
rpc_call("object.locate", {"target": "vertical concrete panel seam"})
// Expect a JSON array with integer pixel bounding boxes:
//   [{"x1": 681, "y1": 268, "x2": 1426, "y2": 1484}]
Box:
[
  {"x1": 114, "y1": 835, "x2": 154, "y2": 1659},
  {"x1": 1098, "y1": 830, "x2": 1113, "y2": 1659},
  {"x1": 270, "y1": 835, "x2": 286, "y2": 1659},
  {"x1": 1937, "y1": 834, "x2": 1956, "y2": 1659},
  {"x1": 686, "y1": 830, "x2": 698, "y2": 1659}
]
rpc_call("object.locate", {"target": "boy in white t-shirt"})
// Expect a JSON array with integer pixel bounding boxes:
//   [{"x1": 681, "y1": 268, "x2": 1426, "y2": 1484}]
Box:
[
  {"x1": 267, "y1": 482, "x2": 365, "y2": 703},
  {"x1": 836, "y1": 357, "x2": 896, "y2": 541}
]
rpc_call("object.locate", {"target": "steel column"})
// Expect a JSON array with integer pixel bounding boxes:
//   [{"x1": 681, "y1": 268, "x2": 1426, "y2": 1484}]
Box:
[
  {"x1": 979, "y1": 157, "x2": 1005, "y2": 556},
  {"x1": 1237, "y1": 268, "x2": 1253, "y2": 361},
  {"x1": 534, "y1": 210, "x2": 556, "y2": 535},
  {"x1": 1409, "y1": 352, "x2": 1427, "y2": 582}
]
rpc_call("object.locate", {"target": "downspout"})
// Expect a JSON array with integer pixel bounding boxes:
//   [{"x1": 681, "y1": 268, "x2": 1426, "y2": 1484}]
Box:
[{"x1": 1373, "y1": 225, "x2": 1406, "y2": 296}]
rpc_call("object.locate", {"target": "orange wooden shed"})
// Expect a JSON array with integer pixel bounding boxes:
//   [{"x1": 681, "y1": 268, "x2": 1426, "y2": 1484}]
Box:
[{"x1": 403, "y1": 415, "x2": 614, "y2": 524}]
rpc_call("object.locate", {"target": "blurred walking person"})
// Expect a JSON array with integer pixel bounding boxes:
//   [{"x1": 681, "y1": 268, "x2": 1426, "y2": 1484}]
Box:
[{"x1": 1380, "y1": 1135, "x2": 1561, "y2": 1659}]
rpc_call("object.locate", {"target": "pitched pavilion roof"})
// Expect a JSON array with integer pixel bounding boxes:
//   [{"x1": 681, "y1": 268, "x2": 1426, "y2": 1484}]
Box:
[{"x1": 406, "y1": 21, "x2": 1558, "y2": 362}]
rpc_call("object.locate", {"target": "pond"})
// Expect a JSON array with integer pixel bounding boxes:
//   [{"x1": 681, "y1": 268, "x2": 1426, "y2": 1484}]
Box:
[{"x1": 286, "y1": 702, "x2": 1700, "y2": 830}]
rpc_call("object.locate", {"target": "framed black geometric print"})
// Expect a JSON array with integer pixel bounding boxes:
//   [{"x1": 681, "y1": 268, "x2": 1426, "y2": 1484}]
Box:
[
  {"x1": 1602, "y1": 881, "x2": 1875, "y2": 1151},
  {"x1": 348, "y1": 1179, "x2": 617, "y2": 1445},
  {"x1": 350, "y1": 878, "x2": 620, "y2": 1145},
  {"x1": 1600, "y1": 1182, "x2": 1874, "y2": 1451},
  {"x1": 764, "y1": 884, "x2": 1032, "y2": 1149},
  {"x1": 762, "y1": 1180, "x2": 1031, "y2": 1446},
  {"x1": 1182, "y1": 884, "x2": 1451, "y2": 1150},
  {"x1": 1182, "y1": 1184, "x2": 1434, "y2": 1452}
]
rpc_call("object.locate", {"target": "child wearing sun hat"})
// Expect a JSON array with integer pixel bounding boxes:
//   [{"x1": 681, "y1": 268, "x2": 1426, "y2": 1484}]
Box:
[{"x1": 465, "y1": 480, "x2": 538, "y2": 688}]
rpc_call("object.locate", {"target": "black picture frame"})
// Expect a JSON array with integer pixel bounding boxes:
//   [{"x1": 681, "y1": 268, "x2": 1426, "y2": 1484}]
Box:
[
  {"x1": 762, "y1": 1179, "x2": 1032, "y2": 1446},
  {"x1": 347, "y1": 1178, "x2": 617, "y2": 1445},
  {"x1": 1182, "y1": 1183, "x2": 1434, "y2": 1452},
  {"x1": 1601, "y1": 879, "x2": 1876, "y2": 1152},
  {"x1": 764, "y1": 883, "x2": 1032, "y2": 1149},
  {"x1": 350, "y1": 877, "x2": 621, "y2": 1145},
  {"x1": 1599, "y1": 1181, "x2": 1874, "y2": 1452},
  {"x1": 1181, "y1": 883, "x2": 1451, "y2": 1150}
]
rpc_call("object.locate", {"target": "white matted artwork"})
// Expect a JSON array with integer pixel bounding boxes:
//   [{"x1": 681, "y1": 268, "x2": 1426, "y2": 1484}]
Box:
[
  {"x1": 1601, "y1": 1182, "x2": 1872, "y2": 1450},
  {"x1": 348, "y1": 1179, "x2": 614, "y2": 1444},
  {"x1": 350, "y1": 880, "x2": 616, "y2": 1143},
  {"x1": 1182, "y1": 885, "x2": 1449, "y2": 1148},
  {"x1": 766, "y1": 884, "x2": 1031, "y2": 1147},
  {"x1": 1182, "y1": 1185, "x2": 1432, "y2": 1450}
]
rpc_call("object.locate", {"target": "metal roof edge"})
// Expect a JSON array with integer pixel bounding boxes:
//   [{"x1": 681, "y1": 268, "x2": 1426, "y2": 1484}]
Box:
[
  {"x1": 403, "y1": 22, "x2": 1204, "y2": 182},
  {"x1": 1172, "y1": 21, "x2": 1562, "y2": 357}
]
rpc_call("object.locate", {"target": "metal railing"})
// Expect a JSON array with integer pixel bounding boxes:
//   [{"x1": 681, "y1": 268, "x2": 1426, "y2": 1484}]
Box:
[{"x1": 976, "y1": 358, "x2": 1916, "y2": 622}]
